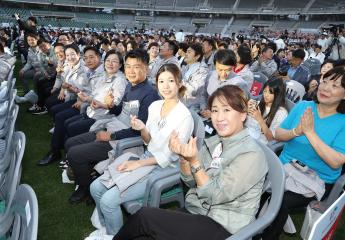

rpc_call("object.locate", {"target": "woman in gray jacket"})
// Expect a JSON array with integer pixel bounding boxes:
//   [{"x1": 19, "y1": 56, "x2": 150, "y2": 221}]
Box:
[{"x1": 113, "y1": 85, "x2": 268, "y2": 240}]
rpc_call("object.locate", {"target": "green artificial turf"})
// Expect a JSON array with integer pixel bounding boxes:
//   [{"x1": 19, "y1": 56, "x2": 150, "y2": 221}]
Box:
[{"x1": 13, "y1": 60, "x2": 344, "y2": 240}]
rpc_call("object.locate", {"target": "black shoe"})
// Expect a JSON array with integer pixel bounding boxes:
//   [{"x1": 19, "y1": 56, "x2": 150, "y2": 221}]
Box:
[
  {"x1": 37, "y1": 150, "x2": 61, "y2": 166},
  {"x1": 69, "y1": 186, "x2": 90, "y2": 204}
]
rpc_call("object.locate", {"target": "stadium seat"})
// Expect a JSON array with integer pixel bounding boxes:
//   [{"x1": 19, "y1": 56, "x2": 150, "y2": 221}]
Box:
[
  {"x1": 120, "y1": 110, "x2": 205, "y2": 214},
  {"x1": 0, "y1": 105, "x2": 18, "y2": 165},
  {"x1": 286, "y1": 80, "x2": 305, "y2": 103},
  {"x1": 0, "y1": 184, "x2": 38, "y2": 240},
  {"x1": 0, "y1": 132, "x2": 26, "y2": 235},
  {"x1": 227, "y1": 140, "x2": 285, "y2": 240},
  {"x1": 303, "y1": 58, "x2": 322, "y2": 76}
]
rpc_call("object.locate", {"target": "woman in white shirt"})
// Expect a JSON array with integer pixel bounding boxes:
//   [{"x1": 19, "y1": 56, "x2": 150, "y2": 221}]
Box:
[
  {"x1": 85, "y1": 63, "x2": 194, "y2": 240},
  {"x1": 246, "y1": 76, "x2": 288, "y2": 144}
]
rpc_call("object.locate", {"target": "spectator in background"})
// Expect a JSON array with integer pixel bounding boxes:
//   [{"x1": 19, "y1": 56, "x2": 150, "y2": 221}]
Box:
[
  {"x1": 14, "y1": 14, "x2": 37, "y2": 45},
  {"x1": 218, "y1": 41, "x2": 229, "y2": 50},
  {"x1": 305, "y1": 60, "x2": 334, "y2": 100},
  {"x1": 287, "y1": 49, "x2": 310, "y2": 87},
  {"x1": 202, "y1": 38, "x2": 217, "y2": 71},
  {"x1": 147, "y1": 42, "x2": 159, "y2": 71},
  {"x1": 177, "y1": 42, "x2": 188, "y2": 67},
  {"x1": 250, "y1": 47, "x2": 277, "y2": 78},
  {"x1": 126, "y1": 40, "x2": 138, "y2": 52},
  {"x1": 181, "y1": 43, "x2": 209, "y2": 111},
  {"x1": 19, "y1": 33, "x2": 40, "y2": 94},
  {"x1": 200, "y1": 49, "x2": 249, "y2": 119},
  {"x1": 235, "y1": 44, "x2": 254, "y2": 88},
  {"x1": 28, "y1": 38, "x2": 57, "y2": 114},
  {"x1": 100, "y1": 38, "x2": 111, "y2": 61},
  {"x1": 317, "y1": 32, "x2": 329, "y2": 53},
  {"x1": 309, "y1": 44, "x2": 325, "y2": 64},
  {"x1": 148, "y1": 40, "x2": 180, "y2": 84}
]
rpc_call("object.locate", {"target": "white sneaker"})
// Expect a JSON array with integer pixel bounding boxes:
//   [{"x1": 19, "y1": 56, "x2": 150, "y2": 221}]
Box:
[
  {"x1": 49, "y1": 127, "x2": 55, "y2": 134},
  {"x1": 84, "y1": 228, "x2": 112, "y2": 240},
  {"x1": 85, "y1": 234, "x2": 113, "y2": 240}
]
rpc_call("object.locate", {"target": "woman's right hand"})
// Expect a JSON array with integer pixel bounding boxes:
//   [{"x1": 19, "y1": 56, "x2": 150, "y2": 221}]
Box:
[
  {"x1": 61, "y1": 82, "x2": 70, "y2": 89},
  {"x1": 170, "y1": 131, "x2": 198, "y2": 162},
  {"x1": 130, "y1": 115, "x2": 146, "y2": 131}
]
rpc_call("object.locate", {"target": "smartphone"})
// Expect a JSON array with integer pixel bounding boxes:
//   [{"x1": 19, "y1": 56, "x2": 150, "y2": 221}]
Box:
[{"x1": 128, "y1": 156, "x2": 140, "y2": 161}]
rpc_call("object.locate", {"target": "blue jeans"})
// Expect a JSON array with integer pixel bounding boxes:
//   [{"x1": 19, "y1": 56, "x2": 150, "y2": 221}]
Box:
[{"x1": 90, "y1": 175, "x2": 148, "y2": 235}]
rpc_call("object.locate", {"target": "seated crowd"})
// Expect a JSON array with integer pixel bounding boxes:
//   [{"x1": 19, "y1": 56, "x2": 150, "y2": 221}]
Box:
[{"x1": 1, "y1": 26, "x2": 345, "y2": 240}]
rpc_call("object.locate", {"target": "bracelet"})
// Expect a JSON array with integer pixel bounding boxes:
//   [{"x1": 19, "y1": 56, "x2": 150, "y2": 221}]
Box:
[{"x1": 292, "y1": 128, "x2": 300, "y2": 137}]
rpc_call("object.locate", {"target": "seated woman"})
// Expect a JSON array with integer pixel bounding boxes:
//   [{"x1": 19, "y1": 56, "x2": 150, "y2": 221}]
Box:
[
  {"x1": 261, "y1": 66, "x2": 345, "y2": 240},
  {"x1": 38, "y1": 44, "x2": 90, "y2": 165},
  {"x1": 63, "y1": 50, "x2": 127, "y2": 138},
  {"x1": 304, "y1": 60, "x2": 334, "y2": 100},
  {"x1": 84, "y1": 63, "x2": 194, "y2": 240},
  {"x1": 246, "y1": 76, "x2": 288, "y2": 144},
  {"x1": 113, "y1": 85, "x2": 268, "y2": 240}
]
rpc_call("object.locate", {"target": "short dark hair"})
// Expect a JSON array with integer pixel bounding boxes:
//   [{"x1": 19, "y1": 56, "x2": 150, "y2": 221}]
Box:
[
  {"x1": 104, "y1": 49, "x2": 124, "y2": 72},
  {"x1": 100, "y1": 38, "x2": 110, "y2": 45},
  {"x1": 166, "y1": 40, "x2": 179, "y2": 55},
  {"x1": 54, "y1": 42, "x2": 64, "y2": 48},
  {"x1": 64, "y1": 44, "x2": 80, "y2": 54},
  {"x1": 26, "y1": 33, "x2": 38, "y2": 39},
  {"x1": 203, "y1": 38, "x2": 217, "y2": 50},
  {"x1": 292, "y1": 49, "x2": 305, "y2": 60},
  {"x1": 214, "y1": 49, "x2": 237, "y2": 66},
  {"x1": 37, "y1": 38, "x2": 50, "y2": 45},
  {"x1": 218, "y1": 41, "x2": 229, "y2": 49},
  {"x1": 28, "y1": 16, "x2": 37, "y2": 24},
  {"x1": 125, "y1": 48, "x2": 149, "y2": 66},
  {"x1": 188, "y1": 43, "x2": 203, "y2": 62},
  {"x1": 148, "y1": 42, "x2": 159, "y2": 50},
  {"x1": 267, "y1": 41, "x2": 277, "y2": 53},
  {"x1": 178, "y1": 42, "x2": 189, "y2": 53},
  {"x1": 237, "y1": 45, "x2": 252, "y2": 65},
  {"x1": 261, "y1": 47, "x2": 272, "y2": 54},
  {"x1": 127, "y1": 40, "x2": 138, "y2": 50},
  {"x1": 58, "y1": 33, "x2": 70, "y2": 40},
  {"x1": 83, "y1": 46, "x2": 101, "y2": 57}
]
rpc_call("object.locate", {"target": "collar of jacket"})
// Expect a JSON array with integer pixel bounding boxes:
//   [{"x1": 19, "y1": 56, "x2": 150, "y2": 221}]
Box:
[{"x1": 204, "y1": 128, "x2": 250, "y2": 153}]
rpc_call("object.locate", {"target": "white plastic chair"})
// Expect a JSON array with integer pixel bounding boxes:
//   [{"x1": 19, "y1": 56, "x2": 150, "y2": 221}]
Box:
[{"x1": 286, "y1": 80, "x2": 305, "y2": 103}]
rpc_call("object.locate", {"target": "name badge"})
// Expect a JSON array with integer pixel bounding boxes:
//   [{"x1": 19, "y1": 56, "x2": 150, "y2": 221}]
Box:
[
  {"x1": 129, "y1": 100, "x2": 139, "y2": 108},
  {"x1": 210, "y1": 157, "x2": 222, "y2": 169}
]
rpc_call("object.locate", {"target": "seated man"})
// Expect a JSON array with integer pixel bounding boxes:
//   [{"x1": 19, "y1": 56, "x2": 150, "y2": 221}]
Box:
[
  {"x1": 28, "y1": 38, "x2": 58, "y2": 114},
  {"x1": 181, "y1": 43, "x2": 209, "y2": 111},
  {"x1": 148, "y1": 40, "x2": 180, "y2": 84},
  {"x1": 250, "y1": 47, "x2": 277, "y2": 78},
  {"x1": 19, "y1": 33, "x2": 41, "y2": 94},
  {"x1": 287, "y1": 49, "x2": 310, "y2": 87},
  {"x1": 64, "y1": 49, "x2": 160, "y2": 204}
]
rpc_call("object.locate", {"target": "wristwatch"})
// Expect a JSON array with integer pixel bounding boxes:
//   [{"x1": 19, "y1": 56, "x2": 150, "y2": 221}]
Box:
[{"x1": 191, "y1": 164, "x2": 203, "y2": 174}]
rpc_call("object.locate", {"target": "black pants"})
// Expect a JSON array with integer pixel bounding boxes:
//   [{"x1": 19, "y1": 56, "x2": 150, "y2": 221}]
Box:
[
  {"x1": 51, "y1": 103, "x2": 80, "y2": 150},
  {"x1": 64, "y1": 114, "x2": 95, "y2": 138},
  {"x1": 36, "y1": 78, "x2": 55, "y2": 107},
  {"x1": 113, "y1": 207, "x2": 231, "y2": 240},
  {"x1": 45, "y1": 92, "x2": 64, "y2": 113},
  {"x1": 65, "y1": 132, "x2": 112, "y2": 187},
  {"x1": 261, "y1": 183, "x2": 333, "y2": 240}
]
